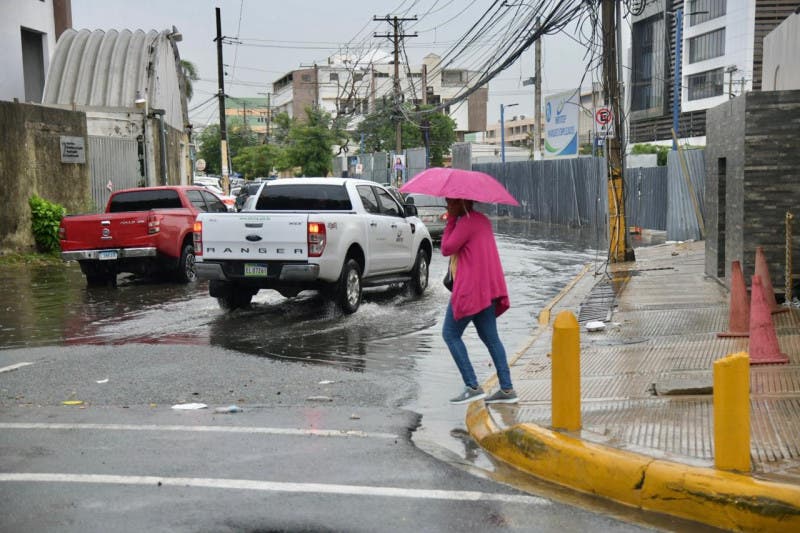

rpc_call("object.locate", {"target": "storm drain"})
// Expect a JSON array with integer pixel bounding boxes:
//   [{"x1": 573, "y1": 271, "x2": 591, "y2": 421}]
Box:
[{"x1": 578, "y1": 277, "x2": 616, "y2": 324}]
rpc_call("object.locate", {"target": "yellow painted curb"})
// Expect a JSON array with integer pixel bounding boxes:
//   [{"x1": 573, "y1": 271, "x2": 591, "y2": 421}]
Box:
[{"x1": 466, "y1": 403, "x2": 800, "y2": 532}]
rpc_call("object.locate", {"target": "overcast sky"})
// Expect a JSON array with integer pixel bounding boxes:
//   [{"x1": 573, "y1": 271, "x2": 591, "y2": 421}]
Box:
[{"x1": 71, "y1": 0, "x2": 619, "y2": 129}]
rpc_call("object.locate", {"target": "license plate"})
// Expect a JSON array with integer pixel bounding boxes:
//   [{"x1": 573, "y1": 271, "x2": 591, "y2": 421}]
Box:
[
  {"x1": 244, "y1": 263, "x2": 269, "y2": 277},
  {"x1": 98, "y1": 250, "x2": 118, "y2": 260},
  {"x1": 423, "y1": 215, "x2": 435, "y2": 223}
]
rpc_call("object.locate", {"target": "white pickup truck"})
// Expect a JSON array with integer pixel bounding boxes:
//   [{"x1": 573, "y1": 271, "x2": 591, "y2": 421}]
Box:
[{"x1": 194, "y1": 177, "x2": 433, "y2": 313}]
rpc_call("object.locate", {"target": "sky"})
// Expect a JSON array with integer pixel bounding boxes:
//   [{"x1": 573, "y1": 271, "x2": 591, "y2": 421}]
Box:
[{"x1": 70, "y1": 0, "x2": 616, "y2": 129}]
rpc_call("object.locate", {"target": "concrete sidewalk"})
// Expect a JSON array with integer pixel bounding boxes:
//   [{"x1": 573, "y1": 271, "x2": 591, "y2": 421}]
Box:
[{"x1": 466, "y1": 240, "x2": 800, "y2": 531}]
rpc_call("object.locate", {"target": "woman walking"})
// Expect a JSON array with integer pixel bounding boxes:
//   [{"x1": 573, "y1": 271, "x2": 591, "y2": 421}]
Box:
[{"x1": 441, "y1": 198, "x2": 518, "y2": 405}]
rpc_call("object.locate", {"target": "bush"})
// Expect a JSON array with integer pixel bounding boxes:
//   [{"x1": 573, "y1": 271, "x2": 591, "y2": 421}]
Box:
[{"x1": 29, "y1": 195, "x2": 66, "y2": 254}]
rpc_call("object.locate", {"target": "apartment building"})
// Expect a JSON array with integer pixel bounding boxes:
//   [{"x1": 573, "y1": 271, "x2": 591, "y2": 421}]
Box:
[
  {"x1": 628, "y1": 0, "x2": 798, "y2": 144},
  {"x1": 270, "y1": 53, "x2": 488, "y2": 140}
]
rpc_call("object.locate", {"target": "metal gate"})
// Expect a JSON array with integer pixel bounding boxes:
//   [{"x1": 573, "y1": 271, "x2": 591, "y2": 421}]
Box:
[{"x1": 87, "y1": 136, "x2": 141, "y2": 212}]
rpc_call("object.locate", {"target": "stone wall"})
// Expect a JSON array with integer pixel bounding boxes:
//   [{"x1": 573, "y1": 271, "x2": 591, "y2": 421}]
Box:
[
  {"x1": 0, "y1": 101, "x2": 90, "y2": 253},
  {"x1": 705, "y1": 90, "x2": 800, "y2": 297}
]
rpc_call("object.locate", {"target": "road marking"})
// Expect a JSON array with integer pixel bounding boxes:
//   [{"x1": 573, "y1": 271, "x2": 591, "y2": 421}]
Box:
[
  {"x1": 0, "y1": 473, "x2": 550, "y2": 505},
  {"x1": 0, "y1": 362, "x2": 34, "y2": 374},
  {"x1": 0, "y1": 422, "x2": 397, "y2": 440}
]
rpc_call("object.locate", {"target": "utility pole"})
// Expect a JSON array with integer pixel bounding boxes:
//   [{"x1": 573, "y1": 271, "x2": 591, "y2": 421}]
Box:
[
  {"x1": 534, "y1": 17, "x2": 542, "y2": 158},
  {"x1": 258, "y1": 91, "x2": 271, "y2": 143},
  {"x1": 601, "y1": 0, "x2": 635, "y2": 262},
  {"x1": 215, "y1": 7, "x2": 229, "y2": 194},
  {"x1": 374, "y1": 15, "x2": 417, "y2": 154}
]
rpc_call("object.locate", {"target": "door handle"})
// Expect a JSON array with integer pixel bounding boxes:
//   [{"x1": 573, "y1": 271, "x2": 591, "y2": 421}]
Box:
[
  {"x1": 391, "y1": 224, "x2": 398, "y2": 228},
  {"x1": 370, "y1": 222, "x2": 378, "y2": 227}
]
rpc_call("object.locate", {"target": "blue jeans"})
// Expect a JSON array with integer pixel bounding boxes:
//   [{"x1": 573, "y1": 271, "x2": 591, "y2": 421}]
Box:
[{"x1": 442, "y1": 302, "x2": 513, "y2": 391}]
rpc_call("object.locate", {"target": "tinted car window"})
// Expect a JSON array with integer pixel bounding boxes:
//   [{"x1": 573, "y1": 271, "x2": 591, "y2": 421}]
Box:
[
  {"x1": 201, "y1": 191, "x2": 228, "y2": 213},
  {"x1": 375, "y1": 188, "x2": 402, "y2": 217},
  {"x1": 255, "y1": 184, "x2": 353, "y2": 211},
  {"x1": 108, "y1": 189, "x2": 182, "y2": 212},
  {"x1": 407, "y1": 193, "x2": 446, "y2": 207},
  {"x1": 357, "y1": 185, "x2": 380, "y2": 214},
  {"x1": 185, "y1": 190, "x2": 207, "y2": 211}
]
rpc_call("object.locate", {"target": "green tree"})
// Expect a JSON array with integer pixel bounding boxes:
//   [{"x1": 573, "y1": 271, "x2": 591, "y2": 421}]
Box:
[
  {"x1": 196, "y1": 119, "x2": 258, "y2": 175},
  {"x1": 180, "y1": 60, "x2": 198, "y2": 102},
  {"x1": 355, "y1": 102, "x2": 456, "y2": 166},
  {"x1": 232, "y1": 144, "x2": 289, "y2": 178},
  {"x1": 286, "y1": 107, "x2": 338, "y2": 176},
  {"x1": 631, "y1": 143, "x2": 669, "y2": 166}
]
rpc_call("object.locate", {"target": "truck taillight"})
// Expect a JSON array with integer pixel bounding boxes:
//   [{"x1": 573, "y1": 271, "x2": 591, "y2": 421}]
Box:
[
  {"x1": 147, "y1": 214, "x2": 161, "y2": 235},
  {"x1": 58, "y1": 225, "x2": 66, "y2": 240},
  {"x1": 308, "y1": 222, "x2": 326, "y2": 257},
  {"x1": 193, "y1": 221, "x2": 202, "y2": 256},
  {"x1": 440, "y1": 212, "x2": 448, "y2": 222}
]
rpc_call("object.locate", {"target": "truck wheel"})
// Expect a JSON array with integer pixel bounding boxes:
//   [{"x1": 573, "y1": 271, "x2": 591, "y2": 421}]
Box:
[
  {"x1": 217, "y1": 290, "x2": 253, "y2": 311},
  {"x1": 175, "y1": 243, "x2": 197, "y2": 283},
  {"x1": 334, "y1": 258, "x2": 362, "y2": 314},
  {"x1": 80, "y1": 261, "x2": 117, "y2": 287},
  {"x1": 409, "y1": 247, "x2": 429, "y2": 296},
  {"x1": 211, "y1": 280, "x2": 253, "y2": 311}
]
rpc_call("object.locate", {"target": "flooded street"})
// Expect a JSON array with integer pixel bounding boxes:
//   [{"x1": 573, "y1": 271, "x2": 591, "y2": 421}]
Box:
[{"x1": 0, "y1": 219, "x2": 610, "y2": 457}]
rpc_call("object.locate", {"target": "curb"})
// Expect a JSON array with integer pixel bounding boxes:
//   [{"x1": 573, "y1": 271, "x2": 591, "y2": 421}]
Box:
[{"x1": 466, "y1": 402, "x2": 800, "y2": 531}]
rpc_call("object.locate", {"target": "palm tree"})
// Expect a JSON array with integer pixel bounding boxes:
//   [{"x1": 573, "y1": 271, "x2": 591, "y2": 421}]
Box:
[{"x1": 180, "y1": 60, "x2": 198, "y2": 102}]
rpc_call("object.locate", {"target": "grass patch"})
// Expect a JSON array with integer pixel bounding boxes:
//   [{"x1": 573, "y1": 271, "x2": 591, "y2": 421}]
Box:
[{"x1": 0, "y1": 252, "x2": 64, "y2": 266}]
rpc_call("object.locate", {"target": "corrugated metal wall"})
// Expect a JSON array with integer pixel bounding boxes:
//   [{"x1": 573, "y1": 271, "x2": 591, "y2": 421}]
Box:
[
  {"x1": 406, "y1": 147, "x2": 427, "y2": 181},
  {"x1": 87, "y1": 136, "x2": 141, "y2": 212},
  {"x1": 625, "y1": 166, "x2": 668, "y2": 231},
  {"x1": 451, "y1": 142, "x2": 472, "y2": 170},
  {"x1": 473, "y1": 158, "x2": 608, "y2": 229},
  {"x1": 666, "y1": 149, "x2": 706, "y2": 241}
]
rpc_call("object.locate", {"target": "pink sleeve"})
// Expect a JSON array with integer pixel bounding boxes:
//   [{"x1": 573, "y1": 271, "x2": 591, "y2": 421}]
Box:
[{"x1": 440, "y1": 216, "x2": 471, "y2": 257}]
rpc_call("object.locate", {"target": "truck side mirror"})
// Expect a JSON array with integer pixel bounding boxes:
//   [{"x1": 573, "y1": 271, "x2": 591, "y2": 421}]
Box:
[{"x1": 404, "y1": 204, "x2": 418, "y2": 217}]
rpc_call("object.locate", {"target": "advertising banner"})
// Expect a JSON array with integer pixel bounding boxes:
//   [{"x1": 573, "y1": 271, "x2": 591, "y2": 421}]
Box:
[{"x1": 544, "y1": 90, "x2": 580, "y2": 158}]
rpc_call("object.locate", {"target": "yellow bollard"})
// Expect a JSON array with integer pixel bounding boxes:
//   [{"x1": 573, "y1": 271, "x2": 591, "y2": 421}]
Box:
[
  {"x1": 713, "y1": 351, "x2": 751, "y2": 472},
  {"x1": 552, "y1": 310, "x2": 581, "y2": 431}
]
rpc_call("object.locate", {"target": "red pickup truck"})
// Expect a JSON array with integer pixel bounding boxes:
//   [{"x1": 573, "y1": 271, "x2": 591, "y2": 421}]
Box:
[{"x1": 59, "y1": 186, "x2": 229, "y2": 286}]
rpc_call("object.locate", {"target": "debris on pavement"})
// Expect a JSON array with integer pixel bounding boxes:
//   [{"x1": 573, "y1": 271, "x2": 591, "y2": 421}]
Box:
[
  {"x1": 171, "y1": 403, "x2": 207, "y2": 410},
  {"x1": 214, "y1": 405, "x2": 242, "y2": 414}
]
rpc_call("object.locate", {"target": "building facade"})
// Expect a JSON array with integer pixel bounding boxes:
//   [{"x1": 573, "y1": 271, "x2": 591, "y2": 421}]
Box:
[
  {"x1": 270, "y1": 53, "x2": 488, "y2": 140},
  {"x1": 0, "y1": 0, "x2": 71, "y2": 104},
  {"x1": 628, "y1": 0, "x2": 798, "y2": 144}
]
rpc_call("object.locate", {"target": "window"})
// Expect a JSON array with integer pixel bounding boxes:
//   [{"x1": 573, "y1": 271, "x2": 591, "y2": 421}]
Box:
[
  {"x1": 255, "y1": 184, "x2": 352, "y2": 211},
  {"x1": 353, "y1": 73, "x2": 364, "y2": 82},
  {"x1": 185, "y1": 190, "x2": 207, "y2": 211},
  {"x1": 20, "y1": 28, "x2": 45, "y2": 103},
  {"x1": 688, "y1": 68, "x2": 724, "y2": 100},
  {"x1": 301, "y1": 74, "x2": 312, "y2": 82},
  {"x1": 375, "y1": 189, "x2": 402, "y2": 217},
  {"x1": 200, "y1": 191, "x2": 228, "y2": 213},
  {"x1": 630, "y1": 14, "x2": 666, "y2": 112},
  {"x1": 329, "y1": 73, "x2": 339, "y2": 82},
  {"x1": 109, "y1": 190, "x2": 182, "y2": 212},
  {"x1": 689, "y1": 0, "x2": 726, "y2": 26},
  {"x1": 689, "y1": 28, "x2": 725, "y2": 63},
  {"x1": 357, "y1": 185, "x2": 380, "y2": 214}
]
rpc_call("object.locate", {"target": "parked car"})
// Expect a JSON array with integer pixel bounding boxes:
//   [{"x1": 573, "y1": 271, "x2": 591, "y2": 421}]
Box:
[
  {"x1": 405, "y1": 193, "x2": 447, "y2": 239},
  {"x1": 195, "y1": 183, "x2": 236, "y2": 211},
  {"x1": 58, "y1": 186, "x2": 228, "y2": 286},
  {"x1": 235, "y1": 182, "x2": 263, "y2": 211}
]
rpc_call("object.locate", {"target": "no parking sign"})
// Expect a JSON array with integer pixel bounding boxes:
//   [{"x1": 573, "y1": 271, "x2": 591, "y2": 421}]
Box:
[{"x1": 595, "y1": 107, "x2": 614, "y2": 138}]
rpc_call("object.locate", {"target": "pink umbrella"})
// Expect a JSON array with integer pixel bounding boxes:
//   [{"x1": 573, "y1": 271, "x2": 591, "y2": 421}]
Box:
[{"x1": 399, "y1": 167, "x2": 519, "y2": 206}]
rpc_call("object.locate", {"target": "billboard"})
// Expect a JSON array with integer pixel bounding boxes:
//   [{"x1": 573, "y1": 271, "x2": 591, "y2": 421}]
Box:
[{"x1": 544, "y1": 90, "x2": 580, "y2": 158}]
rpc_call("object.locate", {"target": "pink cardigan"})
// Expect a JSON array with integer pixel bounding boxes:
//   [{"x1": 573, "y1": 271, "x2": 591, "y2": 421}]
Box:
[{"x1": 440, "y1": 211, "x2": 510, "y2": 321}]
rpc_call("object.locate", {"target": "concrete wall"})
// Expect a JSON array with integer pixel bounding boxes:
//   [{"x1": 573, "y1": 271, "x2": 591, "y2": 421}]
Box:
[
  {"x1": 763, "y1": 11, "x2": 800, "y2": 91},
  {"x1": 705, "y1": 91, "x2": 800, "y2": 296},
  {"x1": 0, "y1": 101, "x2": 89, "y2": 253}
]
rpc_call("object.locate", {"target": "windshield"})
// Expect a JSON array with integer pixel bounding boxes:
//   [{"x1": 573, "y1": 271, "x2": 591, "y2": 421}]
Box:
[
  {"x1": 255, "y1": 184, "x2": 353, "y2": 211},
  {"x1": 407, "y1": 194, "x2": 446, "y2": 207}
]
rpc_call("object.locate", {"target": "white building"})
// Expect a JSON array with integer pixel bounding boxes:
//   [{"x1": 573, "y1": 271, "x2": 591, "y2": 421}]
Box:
[
  {"x1": 270, "y1": 53, "x2": 488, "y2": 140},
  {"x1": 762, "y1": 8, "x2": 800, "y2": 90},
  {"x1": 0, "y1": 0, "x2": 71, "y2": 103}
]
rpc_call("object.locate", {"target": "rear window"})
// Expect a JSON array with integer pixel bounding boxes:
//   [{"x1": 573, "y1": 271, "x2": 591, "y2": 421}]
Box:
[
  {"x1": 255, "y1": 184, "x2": 352, "y2": 211},
  {"x1": 108, "y1": 190, "x2": 183, "y2": 212},
  {"x1": 407, "y1": 194, "x2": 446, "y2": 207}
]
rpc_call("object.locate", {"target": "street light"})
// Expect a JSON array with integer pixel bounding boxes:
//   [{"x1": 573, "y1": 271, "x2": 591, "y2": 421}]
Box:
[{"x1": 500, "y1": 103, "x2": 518, "y2": 163}]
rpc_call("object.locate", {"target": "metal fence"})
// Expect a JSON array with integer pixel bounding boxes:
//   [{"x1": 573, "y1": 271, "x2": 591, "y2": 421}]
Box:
[
  {"x1": 667, "y1": 149, "x2": 705, "y2": 241},
  {"x1": 87, "y1": 136, "x2": 141, "y2": 212},
  {"x1": 625, "y1": 165, "x2": 668, "y2": 231}
]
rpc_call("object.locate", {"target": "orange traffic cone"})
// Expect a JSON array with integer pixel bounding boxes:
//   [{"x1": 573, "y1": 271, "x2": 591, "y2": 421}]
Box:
[
  {"x1": 748, "y1": 275, "x2": 789, "y2": 365},
  {"x1": 754, "y1": 246, "x2": 789, "y2": 314},
  {"x1": 718, "y1": 261, "x2": 749, "y2": 337}
]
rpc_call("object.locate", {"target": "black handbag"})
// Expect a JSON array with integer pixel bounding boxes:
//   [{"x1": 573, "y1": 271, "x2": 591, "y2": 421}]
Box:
[
  {"x1": 443, "y1": 255, "x2": 456, "y2": 291},
  {"x1": 443, "y1": 268, "x2": 453, "y2": 291}
]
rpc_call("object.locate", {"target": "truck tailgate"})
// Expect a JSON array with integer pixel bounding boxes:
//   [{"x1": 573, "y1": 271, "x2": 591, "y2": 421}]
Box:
[
  {"x1": 60, "y1": 212, "x2": 156, "y2": 251},
  {"x1": 199, "y1": 212, "x2": 310, "y2": 260}
]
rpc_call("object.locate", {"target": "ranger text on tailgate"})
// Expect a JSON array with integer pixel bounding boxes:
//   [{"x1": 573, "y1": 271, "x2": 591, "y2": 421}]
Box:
[
  {"x1": 59, "y1": 186, "x2": 229, "y2": 286},
  {"x1": 194, "y1": 178, "x2": 433, "y2": 313}
]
